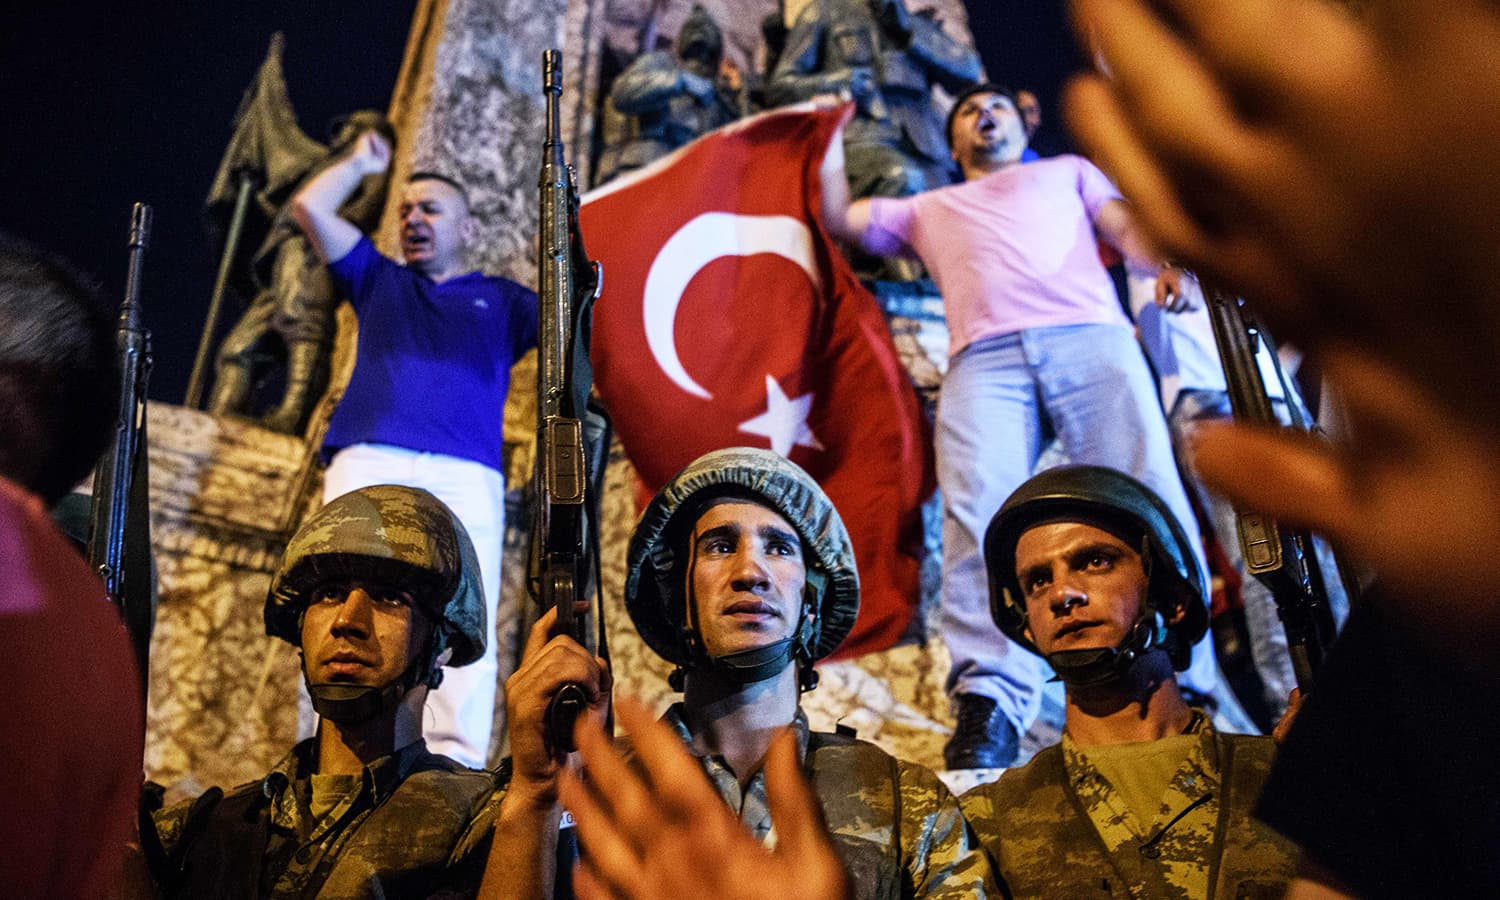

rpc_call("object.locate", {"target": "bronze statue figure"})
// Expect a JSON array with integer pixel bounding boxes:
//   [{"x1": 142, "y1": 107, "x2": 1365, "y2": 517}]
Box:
[
  {"x1": 770, "y1": 0, "x2": 981, "y2": 200},
  {"x1": 202, "y1": 36, "x2": 394, "y2": 435},
  {"x1": 598, "y1": 5, "x2": 745, "y2": 183}
]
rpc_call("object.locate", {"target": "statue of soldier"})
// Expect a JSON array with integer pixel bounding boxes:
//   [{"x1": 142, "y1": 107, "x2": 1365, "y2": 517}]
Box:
[
  {"x1": 600, "y1": 4, "x2": 745, "y2": 182},
  {"x1": 209, "y1": 112, "x2": 395, "y2": 435},
  {"x1": 135, "y1": 484, "x2": 500, "y2": 898},
  {"x1": 769, "y1": 0, "x2": 981, "y2": 203}
]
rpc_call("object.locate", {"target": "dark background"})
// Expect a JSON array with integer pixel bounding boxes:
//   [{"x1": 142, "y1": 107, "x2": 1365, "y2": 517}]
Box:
[{"x1": 0, "y1": 1, "x2": 1082, "y2": 402}]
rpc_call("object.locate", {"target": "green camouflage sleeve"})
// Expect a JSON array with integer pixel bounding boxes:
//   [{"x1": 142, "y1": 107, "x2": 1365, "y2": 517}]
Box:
[
  {"x1": 956, "y1": 781, "x2": 1005, "y2": 857},
  {"x1": 446, "y1": 779, "x2": 508, "y2": 867},
  {"x1": 428, "y1": 777, "x2": 508, "y2": 897},
  {"x1": 895, "y1": 760, "x2": 1003, "y2": 898}
]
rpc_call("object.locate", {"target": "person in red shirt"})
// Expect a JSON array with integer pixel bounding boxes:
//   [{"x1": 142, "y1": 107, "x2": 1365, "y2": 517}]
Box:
[{"x1": 0, "y1": 232, "x2": 144, "y2": 898}]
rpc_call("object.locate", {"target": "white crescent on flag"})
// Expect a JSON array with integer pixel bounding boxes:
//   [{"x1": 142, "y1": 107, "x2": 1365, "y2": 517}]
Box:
[{"x1": 641, "y1": 212, "x2": 821, "y2": 400}]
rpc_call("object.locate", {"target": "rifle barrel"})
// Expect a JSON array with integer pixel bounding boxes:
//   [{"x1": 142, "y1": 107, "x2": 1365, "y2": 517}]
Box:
[{"x1": 89, "y1": 202, "x2": 156, "y2": 688}]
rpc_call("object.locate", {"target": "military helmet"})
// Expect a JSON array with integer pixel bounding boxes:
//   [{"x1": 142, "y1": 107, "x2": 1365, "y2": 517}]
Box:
[
  {"x1": 625, "y1": 447, "x2": 860, "y2": 680},
  {"x1": 267, "y1": 484, "x2": 488, "y2": 678},
  {"x1": 984, "y1": 465, "x2": 1207, "y2": 675}
]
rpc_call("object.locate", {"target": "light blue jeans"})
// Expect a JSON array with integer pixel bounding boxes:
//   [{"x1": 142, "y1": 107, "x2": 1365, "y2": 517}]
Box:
[{"x1": 937, "y1": 324, "x2": 1217, "y2": 730}]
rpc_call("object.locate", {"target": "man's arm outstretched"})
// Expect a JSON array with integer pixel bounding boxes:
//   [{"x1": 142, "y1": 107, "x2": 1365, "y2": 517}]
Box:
[{"x1": 817, "y1": 112, "x2": 875, "y2": 251}]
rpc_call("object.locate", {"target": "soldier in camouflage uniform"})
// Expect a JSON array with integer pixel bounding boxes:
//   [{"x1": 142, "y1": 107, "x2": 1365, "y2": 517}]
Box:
[
  {"x1": 620, "y1": 447, "x2": 998, "y2": 899},
  {"x1": 139, "y1": 485, "x2": 502, "y2": 898},
  {"x1": 959, "y1": 466, "x2": 1299, "y2": 899}
]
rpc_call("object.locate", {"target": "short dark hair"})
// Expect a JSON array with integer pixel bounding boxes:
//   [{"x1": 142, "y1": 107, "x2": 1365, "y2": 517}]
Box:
[
  {"x1": 407, "y1": 171, "x2": 471, "y2": 210},
  {"x1": 944, "y1": 82, "x2": 1020, "y2": 148},
  {"x1": 0, "y1": 234, "x2": 120, "y2": 504}
]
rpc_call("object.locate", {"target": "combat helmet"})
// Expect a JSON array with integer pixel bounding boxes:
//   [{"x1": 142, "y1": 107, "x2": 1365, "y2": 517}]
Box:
[
  {"x1": 625, "y1": 447, "x2": 859, "y2": 691},
  {"x1": 266, "y1": 484, "x2": 487, "y2": 723},
  {"x1": 984, "y1": 465, "x2": 1208, "y2": 686}
]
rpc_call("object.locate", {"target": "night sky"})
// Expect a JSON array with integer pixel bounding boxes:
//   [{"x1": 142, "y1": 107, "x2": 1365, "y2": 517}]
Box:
[{"x1": 0, "y1": 1, "x2": 1082, "y2": 402}]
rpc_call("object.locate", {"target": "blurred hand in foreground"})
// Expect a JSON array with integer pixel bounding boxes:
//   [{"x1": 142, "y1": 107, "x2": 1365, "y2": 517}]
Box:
[{"x1": 559, "y1": 696, "x2": 851, "y2": 900}]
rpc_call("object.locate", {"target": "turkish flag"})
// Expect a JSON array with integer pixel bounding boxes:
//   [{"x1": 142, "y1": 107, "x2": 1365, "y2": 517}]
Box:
[{"x1": 581, "y1": 104, "x2": 934, "y2": 658}]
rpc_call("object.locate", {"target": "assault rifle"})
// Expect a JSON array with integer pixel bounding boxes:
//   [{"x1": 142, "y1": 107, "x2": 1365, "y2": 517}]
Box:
[
  {"x1": 87, "y1": 202, "x2": 157, "y2": 693},
  {"x1": 531, "y1": 49, "x2": 607, "y2": 756},
  {"x1": 1201, "y1": 279, "x2": 1339, "y2": 692}
]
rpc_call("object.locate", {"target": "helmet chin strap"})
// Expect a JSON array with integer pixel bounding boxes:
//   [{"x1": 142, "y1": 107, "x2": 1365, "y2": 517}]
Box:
[
  {"x1": 302, "y1": 639, "x2": 448, "y2": 726},
  {"x1": 1046, "y1": 614, "x2": 1159, "y2": 687},
  {"x1": 307, "y1": 680, "x2": 407, "y2": 725},
  {"x1": 701, "y1": 637, "x2": 799, "y2": 684}
]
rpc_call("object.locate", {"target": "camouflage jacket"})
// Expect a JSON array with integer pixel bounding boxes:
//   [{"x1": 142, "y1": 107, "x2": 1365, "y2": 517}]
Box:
[
  {"x1": 150, "y1": 738, "x2": 498, "y2": 899},
  {"x1": 961, "y1": 717, "x2": 1299, "y2": 900},
  {"x1": 656, "y1": 704, "x2": 999, "y2": 900}
]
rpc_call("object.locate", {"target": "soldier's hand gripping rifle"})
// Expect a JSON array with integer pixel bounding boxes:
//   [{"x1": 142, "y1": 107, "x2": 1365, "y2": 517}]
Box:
[
  {"x1": 1201, "y1": 280, "x2": 1339, "y2": 692},
  {"x1": 87, "y1": 202, "x2": 157, "y2": 695},
  {"x1": 532, "y1": 49, "x2": 607, "y2": 756}
]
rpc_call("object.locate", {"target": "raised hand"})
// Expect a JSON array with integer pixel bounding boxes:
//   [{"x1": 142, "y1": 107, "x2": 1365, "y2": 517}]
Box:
[
  {"x1": 560, "y1": 696, "x2": 851, "y2": 900},
  {"x1": 1066, "y1": 0, "x2": 1500, "y2": 411},
  {"x1": 348, "y1": 129, "x2": 393, "y2": 178},
  {"x1": 505, "y1": 604, "x2": 611, "y2": 801},
  {"x1": 1067, "y1": 0, "x2": 1500, "y2": 667}
]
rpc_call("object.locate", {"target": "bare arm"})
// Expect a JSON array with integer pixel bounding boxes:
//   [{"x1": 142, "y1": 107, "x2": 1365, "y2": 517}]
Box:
[
  {"x1": 478, "y1": 783, "x2": 564, "y2": 900},
  {"x1": 290, "y1": 130, "x2": 391, "y2": 266},
  {"x1": 818, "y1": 118, "x2": 874, "y2": 250},
  {"x1": 1093, "y1": 197, "x2": 1162, "y2": 276},
  {"x1": 1094, "y1": 197, "x2": 1196, "y2": 312}
]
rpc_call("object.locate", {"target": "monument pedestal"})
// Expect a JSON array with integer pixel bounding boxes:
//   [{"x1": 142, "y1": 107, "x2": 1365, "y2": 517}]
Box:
[{"x1": 143, "y1": 403, "x2": 319, "y2": 790}]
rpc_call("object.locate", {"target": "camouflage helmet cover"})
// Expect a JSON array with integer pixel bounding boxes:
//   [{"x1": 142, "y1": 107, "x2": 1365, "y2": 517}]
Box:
[
  {"x1": 266, "y1": 484, "x2": 487, "y2": 670},
  {"x1": 625, "y1": 447, "x2": 860, "y2": 667},
  {"x1": 983, "y1": 465, "x2": 1207, "y2": 666}
]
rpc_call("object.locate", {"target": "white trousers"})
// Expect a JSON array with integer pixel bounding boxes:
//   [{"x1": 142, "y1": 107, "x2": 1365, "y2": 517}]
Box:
[{"x1": 323, "y1": 443, "x2": 505, "y2": 768}]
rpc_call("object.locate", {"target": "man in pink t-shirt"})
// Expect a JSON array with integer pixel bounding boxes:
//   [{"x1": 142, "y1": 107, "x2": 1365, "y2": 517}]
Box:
[{"x1": 822, "y1": 86, "x2": 1218, "y2": 769}]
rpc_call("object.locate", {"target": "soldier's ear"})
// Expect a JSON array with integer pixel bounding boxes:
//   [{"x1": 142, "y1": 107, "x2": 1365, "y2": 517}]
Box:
[{"x1": 433, "y1": 646, "x2": 454, "y2": 669}]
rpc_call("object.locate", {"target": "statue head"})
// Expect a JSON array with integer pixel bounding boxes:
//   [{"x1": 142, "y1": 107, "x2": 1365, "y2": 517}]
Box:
[{"x1": 678, "y1": 5, "x2": 724, "y2": 74}]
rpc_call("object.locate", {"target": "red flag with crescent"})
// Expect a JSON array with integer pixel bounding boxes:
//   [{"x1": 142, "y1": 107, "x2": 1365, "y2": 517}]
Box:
[{"x1": 581, "y1": 104, "x2": 934, "y2": 659}]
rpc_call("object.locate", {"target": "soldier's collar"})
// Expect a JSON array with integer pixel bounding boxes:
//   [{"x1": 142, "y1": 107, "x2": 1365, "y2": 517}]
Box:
[
  {"x1": 276, "y1": 737, "x2": 429, "y2": 808},
  {"x1": 660, "y1": 702, "x2": 812, "y2": 764},
  {"x1": 1060, "y1": 709, "x2": 1217, "y2": 782},
  {"x1": 366, "y1": 738, "x2": 432, "y2": 805}
]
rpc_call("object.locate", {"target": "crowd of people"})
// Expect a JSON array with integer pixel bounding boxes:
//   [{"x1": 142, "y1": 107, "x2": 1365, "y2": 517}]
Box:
[{"x1": 5, "y1": 0, "x2": 1500, "y2": 896}]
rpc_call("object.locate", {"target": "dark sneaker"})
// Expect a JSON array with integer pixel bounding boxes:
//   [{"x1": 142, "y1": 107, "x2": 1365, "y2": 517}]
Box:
[{"x1": 944, "y1": 694, "x2": 1020, "y2": 770}]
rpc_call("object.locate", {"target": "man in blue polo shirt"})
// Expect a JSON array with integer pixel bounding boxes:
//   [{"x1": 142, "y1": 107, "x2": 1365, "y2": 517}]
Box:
[{"x1": 292, "y1": 129, "x2": 537, "y2": 768}]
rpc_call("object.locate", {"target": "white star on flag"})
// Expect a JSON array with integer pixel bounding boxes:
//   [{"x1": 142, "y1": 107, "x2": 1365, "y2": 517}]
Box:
[{"x1": 738, "y1": 375, "x2": 824, "y2": 457}]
